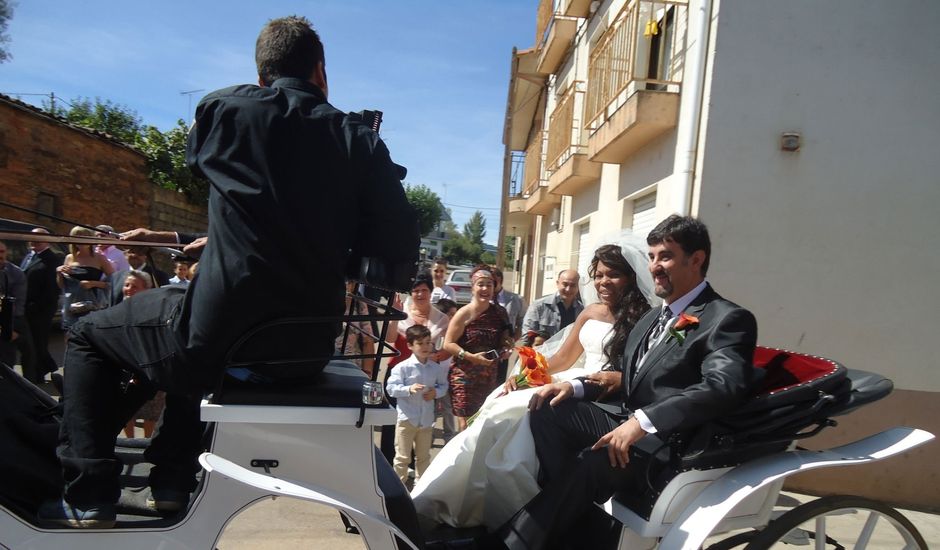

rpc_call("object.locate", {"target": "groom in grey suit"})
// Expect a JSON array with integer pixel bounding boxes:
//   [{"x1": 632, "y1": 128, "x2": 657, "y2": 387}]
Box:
[{"x1": 493, "y1": 215, "x2": 760, "y2": 550}]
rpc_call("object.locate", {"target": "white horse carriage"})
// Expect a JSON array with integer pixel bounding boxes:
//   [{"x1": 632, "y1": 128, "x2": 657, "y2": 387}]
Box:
[{"x1": 0, "y1": 278, "x2": 933, "y2": 550}]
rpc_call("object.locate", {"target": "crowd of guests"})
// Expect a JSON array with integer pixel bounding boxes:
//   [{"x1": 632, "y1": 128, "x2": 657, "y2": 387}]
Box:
[
  {"x1": 0, "y1": 224, "x2": 197, "y2": 437},
  {"x1": 3, "y1": 224, "x2": 574, "y2": 476},
  {"x1": 4, "y1": 227, "x2": 591, "y2": 454},
  {"x1": 373, "y1": 256, "x2": 598, "y2": 487}
]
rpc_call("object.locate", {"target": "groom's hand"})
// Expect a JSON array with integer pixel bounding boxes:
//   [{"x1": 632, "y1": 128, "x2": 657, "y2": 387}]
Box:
[
  {"x1": 591, "y1": 416, "x2": 646, "y2": 468},
  {"x1": 528, "y1": 382, "x2": 573, "y2": 411}
]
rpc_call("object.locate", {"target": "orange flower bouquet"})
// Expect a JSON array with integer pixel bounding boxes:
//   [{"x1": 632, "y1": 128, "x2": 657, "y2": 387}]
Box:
[
  {"x1": 513, "y1": 346, "x2": 552, "y2": 389},
  {"x1": 467, "y1": 346, "x2": 551, "y2": 426}
]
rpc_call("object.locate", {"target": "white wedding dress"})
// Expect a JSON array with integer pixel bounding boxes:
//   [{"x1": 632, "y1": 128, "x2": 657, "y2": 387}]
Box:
[{"x1": 411, "y1": 319, "x2": 614, "y2": 529}]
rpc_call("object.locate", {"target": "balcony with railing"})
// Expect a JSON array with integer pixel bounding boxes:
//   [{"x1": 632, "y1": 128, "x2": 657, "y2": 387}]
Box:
[
  {"x1": 561, "y1": 0, "x2": 593, "y2": 18},
  {"x1": 522, "y1": 133, "x2": 560, "y2": 215},
  {"x1": 506, "y1": 150, "x2": 530, "y2": 227},
  {"x1": 585, "y1": 0, "x2": 686, "y2": 163},
  {"x1": 546, "y1": 81, "x2": 601, "y2": 196},
  {"x1": 535, "y1": 0, "x2": 579, "y2": 75}
]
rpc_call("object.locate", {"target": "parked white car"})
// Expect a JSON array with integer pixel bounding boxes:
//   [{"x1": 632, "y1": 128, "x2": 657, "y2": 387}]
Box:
[{"x1": 445, "y1": 269, "x2": 472, "y2": 304}]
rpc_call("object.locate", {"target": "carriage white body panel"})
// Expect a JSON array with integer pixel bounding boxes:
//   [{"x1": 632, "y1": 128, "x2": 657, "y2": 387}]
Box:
[
  {"x1": 0, "y1": 399, "x2": 405, "y2": 550},
  {"x1": 657, "y1": 427, "x2": 934, "y2": 550}
]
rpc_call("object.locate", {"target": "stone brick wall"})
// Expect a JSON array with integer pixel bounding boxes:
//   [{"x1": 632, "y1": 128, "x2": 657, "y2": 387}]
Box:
[
  {"x1": 151, "y1": 186, "x2": 208, "y2": 236},
  {"x1": 0, "y1": 96, "x2": 207, "y2": 266},
  {"x1": 0, "y1": 97, "x2": 152, "y2": 235}
]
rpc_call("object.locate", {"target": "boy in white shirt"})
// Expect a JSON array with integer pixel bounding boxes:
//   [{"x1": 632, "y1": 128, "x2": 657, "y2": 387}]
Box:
[{"x1": 386, "y1": 324, "x2": 449, "y2": 485}]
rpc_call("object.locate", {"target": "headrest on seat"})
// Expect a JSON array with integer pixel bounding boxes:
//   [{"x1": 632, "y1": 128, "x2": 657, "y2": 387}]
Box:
[
  {"x1": 735, "y1": 347, "x2": 849, "y2": 415},
  {"x1": 753, "y1": 347, "x2": 844, "y2": 395}
]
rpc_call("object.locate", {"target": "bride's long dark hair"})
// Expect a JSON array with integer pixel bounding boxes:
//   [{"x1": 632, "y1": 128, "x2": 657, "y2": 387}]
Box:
[{"x1": 588, "y1": 244, "x2": 651, "y2": 369}]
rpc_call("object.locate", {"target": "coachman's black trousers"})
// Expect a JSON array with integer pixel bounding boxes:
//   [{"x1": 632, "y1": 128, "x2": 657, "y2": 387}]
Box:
[{"x1": 57, "y1": 286, "x2": 203, "y2": 507}]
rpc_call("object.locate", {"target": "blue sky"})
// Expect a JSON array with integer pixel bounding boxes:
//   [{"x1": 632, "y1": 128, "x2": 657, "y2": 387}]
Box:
[{"x1": 1, "y1": 0, "x2": 538, "y2": 244}]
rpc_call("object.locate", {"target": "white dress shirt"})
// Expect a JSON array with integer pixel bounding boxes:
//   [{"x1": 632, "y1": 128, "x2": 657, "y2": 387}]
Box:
[{"x1": 385, "y1": 355, "x2": 449, "y2": 428}]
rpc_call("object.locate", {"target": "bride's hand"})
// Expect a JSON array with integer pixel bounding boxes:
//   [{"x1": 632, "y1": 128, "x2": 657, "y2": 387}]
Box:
[
  {"x1": 498, "y1": 376, "x2": 518, "y2": 397},
  {"x1": 584, "y1": 371, "x2": 621, "y2": 400}
]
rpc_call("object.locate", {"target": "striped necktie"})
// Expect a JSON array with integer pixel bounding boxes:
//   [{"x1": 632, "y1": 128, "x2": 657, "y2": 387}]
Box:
[{"x1": 646, "y1": 307, "x2": 673, "y2": 353}]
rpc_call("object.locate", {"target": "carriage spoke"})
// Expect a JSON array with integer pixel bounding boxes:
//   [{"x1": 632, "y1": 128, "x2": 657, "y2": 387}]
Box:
[
  {"x1": 854, "y1": 510, "x2": 878, "y2": 550},
  {"x1": 742, "y1": 496, "x2": 927, "y2": 550},
  {"x1": 815, "y1": 516, "x2": 826, "y2": 550}
]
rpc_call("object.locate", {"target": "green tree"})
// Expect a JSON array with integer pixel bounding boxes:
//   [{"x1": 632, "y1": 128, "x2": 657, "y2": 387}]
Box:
[
  {"x1": 502, "y1": 235, "x2": 515, "y2": 267},
  {"x1": 463, "y1": 211, "x2": 486, "y2": 245},
  {"x1": 44, "y1": 97, "x2": 209, "y2": 203},
  {"x1": 136, "y1": 120, "x2": 209, "y2": 201},
  {"x1": 50, "y1": 97, "x2": 143, "y2": 145},
  {"x1": 443, "y1": 234, "x2": 483, "y2": 266},
  {"x1": 404, "y1": 184, "x2": 445, "y2": 236},
  {"x1": 443, "y1": 210, "x2": 490, "y2": 265},
  {"x1": 0, "y1": 0, "x2": 13, "y2": 63}
]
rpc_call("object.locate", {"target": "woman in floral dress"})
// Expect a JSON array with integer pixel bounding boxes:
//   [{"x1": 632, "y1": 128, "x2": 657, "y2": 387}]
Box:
[{"x1": 442, "y1": 266, "x2": 512, "y2": 431}]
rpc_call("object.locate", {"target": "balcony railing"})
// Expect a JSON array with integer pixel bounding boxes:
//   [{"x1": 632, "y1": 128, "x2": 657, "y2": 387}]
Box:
[
  {"x1": 536, "y1": 0, "x2": 555, "y2": 46},
  {"x1": 561, "y1": 0, "x2": 593, "y2": 18},
  {"x1": 509, "y1": 150, "x2": 526, "y2": 197},
  {"x1": 585, "y1": 0, "x2": 687, "y2": 130},
  {"x1": 547, "y1": 81, "x2": 587, "y2": 172},
  {"x1": 523, "y1": 132, "x2": 546, "y2": 197},
  {"x1": 535, "y1": 0, "x2": 579, "y2": 75},
  {"x1": 521, "y1": 131, "x2": 560, "y2": 215}
]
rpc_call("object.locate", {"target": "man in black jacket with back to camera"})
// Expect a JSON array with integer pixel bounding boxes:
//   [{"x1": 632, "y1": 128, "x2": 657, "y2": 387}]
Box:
[{"x1": 40, "y1": 15, "x2": 420, "y2": 528}]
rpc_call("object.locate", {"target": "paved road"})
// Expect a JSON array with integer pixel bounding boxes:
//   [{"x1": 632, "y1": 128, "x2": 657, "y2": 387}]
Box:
[{"x1": 217, "y1": 490, "x2": 940, "y2": 549}]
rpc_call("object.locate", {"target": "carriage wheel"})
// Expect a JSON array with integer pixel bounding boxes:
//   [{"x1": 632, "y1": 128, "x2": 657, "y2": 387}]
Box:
[
  {"x1": 703, "y1": 529, "x2": 759, "y2": 550},
  {"x1": 742, "y1": 495, "x2": 927, "y2": 550}
]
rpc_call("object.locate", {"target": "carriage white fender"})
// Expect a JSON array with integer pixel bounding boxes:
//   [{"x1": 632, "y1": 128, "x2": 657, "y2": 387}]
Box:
[
  {"x1": 657, "y1": 427, "x2": 934, "y2": 550},
  {"x1": 198, "y1": 452, "x2": 421, "y2": 550}
]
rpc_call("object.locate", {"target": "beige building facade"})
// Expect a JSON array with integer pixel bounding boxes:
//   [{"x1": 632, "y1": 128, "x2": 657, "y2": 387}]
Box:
[{"x1": 499, "y1": 0, "x2": 939, "y2": 509}]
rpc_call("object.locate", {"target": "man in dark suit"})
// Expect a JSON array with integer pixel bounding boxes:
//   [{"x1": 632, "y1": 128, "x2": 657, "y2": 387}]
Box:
[
  {"x1": 479, "y1": 215, "x2": 759, "y2": 550},
  {"x1": 19, "y1": 228, "x2": 64, "y2": 384}
]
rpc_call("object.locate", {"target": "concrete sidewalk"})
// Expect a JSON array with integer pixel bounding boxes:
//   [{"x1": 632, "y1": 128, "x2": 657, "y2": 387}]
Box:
[{"x1": 217, "y1": 487, "x2": 938, "y2": 549}]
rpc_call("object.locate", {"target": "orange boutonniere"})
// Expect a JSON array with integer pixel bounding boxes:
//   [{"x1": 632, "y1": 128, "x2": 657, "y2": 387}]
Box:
[{"x1": 668, "y1": 313, "x2": 700, "y2": 344}]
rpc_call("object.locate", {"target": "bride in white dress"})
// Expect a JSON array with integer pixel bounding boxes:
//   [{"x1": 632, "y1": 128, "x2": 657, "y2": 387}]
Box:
[{"x1": 412, "y1": 235, "x2": 656, "y2": 529}]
